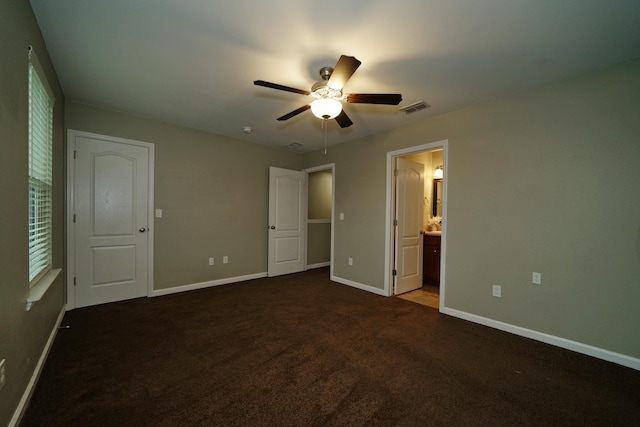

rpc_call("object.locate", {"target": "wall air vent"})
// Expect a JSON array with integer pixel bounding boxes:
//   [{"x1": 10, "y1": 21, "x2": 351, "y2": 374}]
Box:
[
  {"x1": 399, "y1": 100, "x2": 431, "y2": 114},
  {"x1": 286, "y1": 142, "x2": 304, "y2": 150}
]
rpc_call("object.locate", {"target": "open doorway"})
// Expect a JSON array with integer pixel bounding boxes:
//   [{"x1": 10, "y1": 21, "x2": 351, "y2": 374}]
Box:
[
  {"x1": 385, "y1": 141, "x2": 447, "y2": 311},
  {"x1": 397, "y1": 149, "x2": 443, "y2": 309},
  {"x1": 304, "y1": 164, "x2": 335, "y2": 277}
]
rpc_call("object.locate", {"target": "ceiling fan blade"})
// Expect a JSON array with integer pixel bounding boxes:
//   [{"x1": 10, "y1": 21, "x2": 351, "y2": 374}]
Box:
[
  {"x1": 346, "y1": 93, "x2": 403, "y2": 105},
  {"x1": 334, "y1": 110, "x2": 353, "y2": 128},
  {"x1": 254, "y1": 80, "x2": 310, "y2": 96},
  {"x1": 277, "y1": 104, "x2": 311, "y2": 121},
  {"x1": 327, "y1": 55, "x2": 361, "y2": 90}
]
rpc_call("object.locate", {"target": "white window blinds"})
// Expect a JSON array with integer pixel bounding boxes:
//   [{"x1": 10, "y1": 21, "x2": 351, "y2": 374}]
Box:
[{"x1": 28, "y1": 46, "x2": 55, "y2": 284}]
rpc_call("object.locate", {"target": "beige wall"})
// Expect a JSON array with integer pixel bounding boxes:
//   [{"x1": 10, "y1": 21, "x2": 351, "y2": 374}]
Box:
[
  {"x1": 0, "y1": 1, "x2": 66, "y2": 424},
  {"x1": 308, "y1": 170, "x2": 332, "y2": 220},
  {"x1": 65, "y1": 102, "x2": 302, "y2": 290},
  {"x1": 307, "y1": 223, "x2": 331, "y2": 266},
  {"x1": 304, "y1": 59, "x2": 640, "y2": 359}
]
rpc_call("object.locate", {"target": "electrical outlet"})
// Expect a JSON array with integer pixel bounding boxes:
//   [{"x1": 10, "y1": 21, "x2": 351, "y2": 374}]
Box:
[
  {"x1": 348, "y1": 257, "x2": 353, "y2": 266},
  {"x1": 532, "y1": 272, "x2": 542, "y2": 285},
  {"x1": 0, "y1": 359, "x2": 6, "y2": 391},
  {"x1": 492, "y1": 285, "x2": 502, "y2": 298},
  {"x1": 223, "y1": 256, "x2": 228, "y2": 264},
  {"x1": 208, "y1": 257, "x2": 214, "y2": 266}
]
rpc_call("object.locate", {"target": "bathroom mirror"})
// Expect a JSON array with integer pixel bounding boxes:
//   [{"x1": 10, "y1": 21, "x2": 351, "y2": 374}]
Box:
[{"x1": 432, "y1": 179, "x2": 443, "y2": 217}]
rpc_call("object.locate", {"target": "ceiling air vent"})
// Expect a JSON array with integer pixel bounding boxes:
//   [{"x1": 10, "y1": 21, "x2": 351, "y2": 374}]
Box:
[
  {"x1": 286, "y1": 142, "x2": 304, "y2": 150},
  {"x1": 399, "y1": 100, "x2": 430, "y2": 114}
]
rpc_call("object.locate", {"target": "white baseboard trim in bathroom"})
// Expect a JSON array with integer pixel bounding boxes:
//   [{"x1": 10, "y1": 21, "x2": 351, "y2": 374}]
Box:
[
  {"x1": 441, "y1": 307, "x2": 640, "y2": 371},
  {"x1": 307, "y1": 262, "x2": 330, "y2": 269},
  {"x1": 10, "y1": 305, "x2": 66, "y2": 427},
  {"x1": 151, "y1": 272, "x2": 268, "y2": 297},
  {"x1": 331, "y1": 275, "x2": 387, "y2": 296}
]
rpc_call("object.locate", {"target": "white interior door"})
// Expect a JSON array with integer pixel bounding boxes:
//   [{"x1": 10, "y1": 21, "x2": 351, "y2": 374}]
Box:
[
  {"x1": 72, "y1": 133, "x2": 152, "y2": 308},
  {"x1": 394, "y1": 158, "x2": 424, "y2": 294},
  {"x1": 268, "y1": 167, "x2": 307, "y2": 277}
]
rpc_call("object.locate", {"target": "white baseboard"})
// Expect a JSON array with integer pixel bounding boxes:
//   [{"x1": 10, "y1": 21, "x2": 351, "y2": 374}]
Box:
[
  {"x1": 331, "y1": 275, "x2": 387, "y2": 296},
  {"x1": 10, "y1": 305, "x2": 66, "y2": 427},
  {"x1": 441, "y1": 307, "x2": 640, "y2": 371},
  {"x1": 151, "y1": 272, "x2": 268, "y2": 297},
  {"x1": 307, "y1": 262, "x2": 330, "y2": 269}
]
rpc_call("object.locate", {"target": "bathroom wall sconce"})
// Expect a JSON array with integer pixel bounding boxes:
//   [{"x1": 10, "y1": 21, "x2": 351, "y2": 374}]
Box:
[{"x1": 434, "y1": 165, "x2": 443, "y2": 179}]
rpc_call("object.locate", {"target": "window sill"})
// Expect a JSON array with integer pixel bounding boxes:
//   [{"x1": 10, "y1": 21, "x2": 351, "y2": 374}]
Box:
[{"x1": 26, "y1": 268, "x2": 62, "y2": 311}]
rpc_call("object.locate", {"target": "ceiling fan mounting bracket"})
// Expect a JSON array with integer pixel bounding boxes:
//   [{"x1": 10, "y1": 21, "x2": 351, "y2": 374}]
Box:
[{"x1": 318, "y1": 66, "x2": 333, "y2": 81}]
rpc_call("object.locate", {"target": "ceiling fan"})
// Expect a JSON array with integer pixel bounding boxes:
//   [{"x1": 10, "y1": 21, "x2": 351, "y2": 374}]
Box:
[{"x1": 254, "y1": 55, "x2": 402, "y2": 128}]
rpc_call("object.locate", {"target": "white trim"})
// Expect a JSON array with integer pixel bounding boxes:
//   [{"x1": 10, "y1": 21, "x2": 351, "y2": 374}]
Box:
[
  {"x1": 65, "y1": 134, "x2": 75, "y2": 309},
  {"x1": 331, "y1": 275, "x2": 387, "y2": 296},
  {"x1": 26, "y1": 268, "x2": 61, "y2": 311},
  {"x1": 384, "y1": 141, "x2": 448, "y2": 301},
  {"x1": 66, "y1": 130, "x2": 155, "y2": 310},
  {"x1": 151, "y1": 272, "x2": 268, "y2": 297},
  {"x1": 27, "y1": 46, "x2": 56, "y2": 103},
  {"x1": 303, "y1": 164, "x2": 335, "y2": 174},
  {"x1": 442, "y1": 307, "x2": 640, "y2": 371},
  {"x1": 307, "y1": 262, "x2": 330, "y2": 269},
  {"x1": 10, "y1": 305, "x2": 66, "y2": 427}
]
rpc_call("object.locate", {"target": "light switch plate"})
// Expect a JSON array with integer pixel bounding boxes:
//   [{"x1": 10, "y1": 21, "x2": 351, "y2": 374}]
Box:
[
  {"x1": 532, "y1": 272, "x2": 542, "y2": 285},
  {"x1": 492, "y1": 285, "x2": 501, "y2": 297}
]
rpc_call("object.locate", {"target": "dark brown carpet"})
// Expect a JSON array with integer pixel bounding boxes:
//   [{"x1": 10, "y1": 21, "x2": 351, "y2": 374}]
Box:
[{"x1": 21, "y1": 268, "x2": 640, "y2": 426}]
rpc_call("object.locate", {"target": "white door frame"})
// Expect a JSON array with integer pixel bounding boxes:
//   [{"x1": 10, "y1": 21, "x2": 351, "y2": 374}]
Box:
[
  {"x1": 303, "y1": 163, "x2": 335, "y2": 278},
  {"x1": 384, "y1": 140, "x2": 448, "y2": 308},
  {"x1": 66, "y1": 130, "x2": 155, "y2": 310}
]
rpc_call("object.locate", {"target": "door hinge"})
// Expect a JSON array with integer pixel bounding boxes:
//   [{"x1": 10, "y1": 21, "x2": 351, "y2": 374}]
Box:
[
  {"x1": 73, "y1": 277, "x2": 76, "y2": 287},
  {"x1": 393, "y1": 219, "x2": 398, "y2": 226},
  {"x1": 73, "y1": 150, "x2": 76, "y2": 159},
  {"x1": 392, "y1": 269, "x2": 397, "y2": 276},
  {"x1": 394, "y1": 169, "x2": 399, "y2": 177},
  {"x1": 73, "y1": 214, "x2": 76, "y2": 223}
]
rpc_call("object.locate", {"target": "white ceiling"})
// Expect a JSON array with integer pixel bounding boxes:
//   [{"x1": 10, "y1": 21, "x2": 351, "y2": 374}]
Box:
[{"x1": 30, "y1": 0, "x2": 640, "y2": 153}]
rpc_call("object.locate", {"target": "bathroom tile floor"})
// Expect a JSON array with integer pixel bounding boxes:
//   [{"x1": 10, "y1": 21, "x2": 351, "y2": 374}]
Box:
[{"x1": 397, "y1": 284, "x2": 440, "y2": 309}]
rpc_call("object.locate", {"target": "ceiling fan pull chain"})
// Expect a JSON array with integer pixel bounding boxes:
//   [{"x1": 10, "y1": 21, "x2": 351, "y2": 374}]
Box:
[{"x1": 324, "y1": 118, "x2": 328, "y2": 155}]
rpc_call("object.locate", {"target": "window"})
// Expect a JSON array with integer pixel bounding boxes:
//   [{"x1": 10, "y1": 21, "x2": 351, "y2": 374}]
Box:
[{"x1": 28, "y1": 46, "x2": 55, "y2": 284}]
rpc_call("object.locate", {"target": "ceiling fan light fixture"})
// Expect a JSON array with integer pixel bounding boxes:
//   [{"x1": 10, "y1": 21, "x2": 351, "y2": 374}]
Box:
[{"x1": 310, "y1": 98, "x2": 342, "y2": 120}]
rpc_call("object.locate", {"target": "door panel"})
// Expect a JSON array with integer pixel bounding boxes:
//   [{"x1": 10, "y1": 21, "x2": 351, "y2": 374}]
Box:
[
  {"x1": 74, "y1": 135, "x2": 150, "y2": 307},
  {"x1": 268, "y1": 167, "x2": 307, "y2": 277},
  {"x1": 92, "y1": 153, "x2": 136, "y2": 235},
  {"x1": 395, "y1": 158, "x2": 424, "y2": 294},
  {"x1": 92, "y1": 245, "x2": 135, "y2": 285}
]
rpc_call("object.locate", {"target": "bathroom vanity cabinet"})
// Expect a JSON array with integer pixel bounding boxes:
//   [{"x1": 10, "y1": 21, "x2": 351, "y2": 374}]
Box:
[{"x1": 423, "y1": 234, "x2": 441, "y2": 286}]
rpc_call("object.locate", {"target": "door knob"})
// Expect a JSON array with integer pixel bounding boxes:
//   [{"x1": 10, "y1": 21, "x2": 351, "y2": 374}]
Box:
[
  {"x1": 139, "y1": 227, "x2": 146, "y2": 232},
  {"x1": 270, "y1": 225, "x2": 276, "y2": 230}
]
